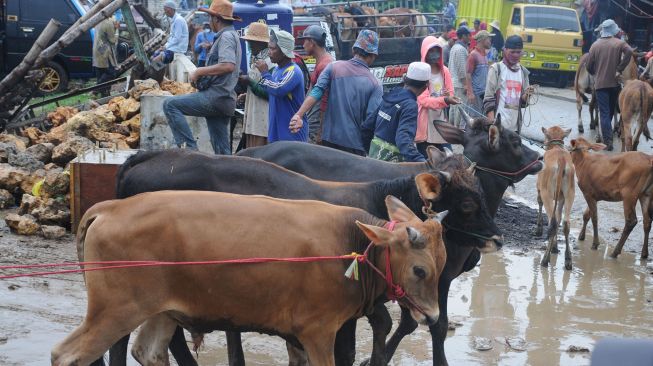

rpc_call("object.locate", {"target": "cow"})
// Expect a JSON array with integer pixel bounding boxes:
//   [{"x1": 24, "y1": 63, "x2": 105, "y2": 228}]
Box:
[
  {"x1": 535, "y1": 126, "x2": 576, "y2": 270},
  {"x1": 618, "y1": 79, "x2": 653, "y2": 152},
  {"x1": 377, "y1": 8, "x2": 428, "y2": 38},
  {"x1": 109, "y1": 150, "x2": 501, "y2": 366},
  {"x1": 239, "y1": 113, "x2": 543, "y2": 366},
  {"x1": 575, "y1": 53, "x2": 598, "y2": 134},
  {"x1": 51, "y1": 192, "x2": 448, "y2": 366},
  {"x1": 570, "y1": 137, "x2": 653, "y2": 259}
]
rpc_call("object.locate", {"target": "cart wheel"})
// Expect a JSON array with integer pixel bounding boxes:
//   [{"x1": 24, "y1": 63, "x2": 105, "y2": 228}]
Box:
[{"x1": 38, "y1": 61, "x2": 68, "y2": 95}]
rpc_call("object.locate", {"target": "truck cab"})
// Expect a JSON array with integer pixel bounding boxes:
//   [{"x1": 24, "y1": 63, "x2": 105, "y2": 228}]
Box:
[
  {"x1": 1, "y1": 0, "x2": 96, "y2": 94},
  {"x1": 506, "y1": 3, "x2": 582, "y2": 86}
]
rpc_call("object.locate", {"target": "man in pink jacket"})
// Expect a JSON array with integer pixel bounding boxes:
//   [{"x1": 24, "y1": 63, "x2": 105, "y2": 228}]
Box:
[{"x1": 415, "y1": 36, "x2": 461, "y2": 157}]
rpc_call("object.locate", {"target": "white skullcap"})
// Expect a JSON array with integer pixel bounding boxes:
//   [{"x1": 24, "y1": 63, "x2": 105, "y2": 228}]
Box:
[
  {"x1": 406, "y1": 62, "x2": 431, "y2": 82},
  {"x1": 164, "y1": 1, "x2": 177, "y2": 10}
]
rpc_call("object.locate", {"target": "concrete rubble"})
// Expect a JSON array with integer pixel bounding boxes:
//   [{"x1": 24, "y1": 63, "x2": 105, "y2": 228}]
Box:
[{"x1": 2, "y1": 78, "x2": 195, "y2": 236}]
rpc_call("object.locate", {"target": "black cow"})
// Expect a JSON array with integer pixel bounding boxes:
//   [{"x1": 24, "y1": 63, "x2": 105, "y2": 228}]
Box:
[
  {"x1": 108, "y1": 149, "x2": 500, "y2": 366},
  {"x1": 237, "y1": 115, "x2": 542, "y2": 366}
]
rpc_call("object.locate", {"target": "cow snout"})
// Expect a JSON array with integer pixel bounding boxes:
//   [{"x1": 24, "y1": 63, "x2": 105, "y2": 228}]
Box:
[
  {"x1": 480, "y1": 235, "x2": 503, "y2": 253},
  {"x1": 410, "y1": 307, "x2": 440, "y2": 326}
]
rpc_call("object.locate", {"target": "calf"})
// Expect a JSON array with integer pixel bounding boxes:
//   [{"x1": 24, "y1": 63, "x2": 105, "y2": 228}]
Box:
[
  {"x1": 570, "y1": 137, "x2": 653, "y2": 259},
  {"x1": 112, "y1": 149, "x2": 500, "y2": 366},
  {"x1": 619, "y1": 79, "x2": 653, "y2": 152},
  {"x1": 535, "y1": 126, "x2": 576, "y2": 270},
  {"x1": 574, "y1": 53, "x2": 598, "y2": 133},
  {"x1": 52, "y1": 192, "x2": 447, "y2": 366}
]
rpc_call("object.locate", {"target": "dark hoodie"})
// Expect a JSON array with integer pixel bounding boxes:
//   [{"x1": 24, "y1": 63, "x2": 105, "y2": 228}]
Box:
[{"x1": 361, "y1": 87, "x2": 425, "y2": 162}]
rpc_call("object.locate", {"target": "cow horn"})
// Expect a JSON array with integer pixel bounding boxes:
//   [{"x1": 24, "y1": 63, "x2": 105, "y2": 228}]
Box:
[
  {"x1": 460, "y1": 108, "x2": 474, "y2": 126},
  {"x1": 432, "y1": 210, "x2": 449, "y2": 223},
  {"x1": 467, "y1": 162, "x2": 477, "y2": 174},
  {"x1": 444, "y1": 147, "x2": 454, "y2": 157},
  {"x1": 439, "y1": 171, "x2": 452, "y2": 183},
  {"x1": 406, "y1": 226, "x2": 427, "y2": 249}
]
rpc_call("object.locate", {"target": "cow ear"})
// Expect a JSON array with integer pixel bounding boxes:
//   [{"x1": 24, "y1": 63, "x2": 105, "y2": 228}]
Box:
[
  {"x1": 426, "y1": 146, "x2": 445, "y2": 167},
  {"x1": 384, "y1": 195, "x2": 419, "y2": 223},
  {"x1": 488, "y1": 125, "x2": 500, "y2": 151},
  {"x1": 495, "y1": 113, "x2": 502, "y2": 128},
  {"x1": 590, "y1": 143, "x2": 607, "y2": 151},
  {"x1": 563, "y1": 128, "x2": 572, "y2": 138},
  {"x1": 415, "y1": 173, "x2": 444, "y2": 203},
  {"x1": 355, "y1": 221, "x2": 391, "y2": 247},
  {"x1": 570, "y1": 139, "x2": 577, "y2": 149},
  {"x1": 541, "y1": 127, "x2": 548, "y2": 138},
  {"x1": 433, "y1": 120, "x2": 464, "y2": 145}
]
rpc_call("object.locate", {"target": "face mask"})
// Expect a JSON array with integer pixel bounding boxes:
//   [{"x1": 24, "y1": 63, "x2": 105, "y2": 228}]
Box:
[
  {"x1": 203, "y1": 29, "x2": 210, "y2": 34},
  {"x1": 426, "y1": 51, "x2": 441, "y2": 64},
  {"x1": 504, "y1": 50, "x2": 521, "y2": 66}
]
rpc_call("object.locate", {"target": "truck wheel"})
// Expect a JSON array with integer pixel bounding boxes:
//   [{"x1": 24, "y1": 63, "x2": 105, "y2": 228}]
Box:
[
  {"x1": 38, "y1": 61, "x2": 68, "y2": 95},
  {"x1": 556, "y1": 73, "x2": 570, "y2": 89}
]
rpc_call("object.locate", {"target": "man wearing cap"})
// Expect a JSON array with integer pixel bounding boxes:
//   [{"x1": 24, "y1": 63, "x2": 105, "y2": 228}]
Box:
[
  {"x1": 449, "y1": 26, "x2": 472, "y2": 128},
  {"x1": 469, "y1": 19, "x2": 481, "y2": 50},
  {"x1": 466, "y1": 30, "x2": 493, "y2": 114},
  {"x1": 256, "y1": 30, "x2": 308, "y2": 143},
  {"x1": 193, "y1": 22, "x2": 215, "y2": 67},
  {"x1": 587, "y1": 19, "x2": 633, "y2": 150},
  {"x1": 163, "y1": 0, "x2": 242, "y2": 154},
  {"x1": 361, "y1": 62, "x2": 430, "y2": 162},
  {"x1": 290, "y1": 30, "x2": 383, "y2": 156},
  {"x1": 158, "y1": 1, "x2": 189, "y2": 61},
  {"x1": 298, "y1": 25, "x2": 334, "y2": 144},
  {"x1": 238, "y1": 22, "x2": 274, "y2": 147},
  {"x1": 483, "y1": 35, "x2": 535, "y2": 133},
  {"x1": 488, "y1": 20, "x2": 504, "y2": 63},
  {"x1": 443, "y1": 29, "x2": 456, "y2": 67}
]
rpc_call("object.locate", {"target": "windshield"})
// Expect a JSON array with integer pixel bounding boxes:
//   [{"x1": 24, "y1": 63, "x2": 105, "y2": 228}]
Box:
[{"x1": 524, "y1": 7, "x2": 580, "y2": 32}]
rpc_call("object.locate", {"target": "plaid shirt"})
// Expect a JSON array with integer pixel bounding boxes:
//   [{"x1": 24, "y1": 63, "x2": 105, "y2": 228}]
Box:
[{"x1": 449, "y1": 41, "x2": 469, "y2": 89}]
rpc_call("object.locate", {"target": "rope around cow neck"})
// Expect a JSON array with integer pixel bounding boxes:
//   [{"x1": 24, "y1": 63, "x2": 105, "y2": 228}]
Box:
[{"x1": 463, "y1": 154, "x2": 541, "y2": 183}]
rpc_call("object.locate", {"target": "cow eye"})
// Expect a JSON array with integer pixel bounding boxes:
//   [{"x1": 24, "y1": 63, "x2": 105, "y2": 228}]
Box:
[
  {"x1": 461, "y1": 201, "x2": 477, "y2": 213},
  {"x1": 413, "y1": 266, "x2": 427, "y2": 279}
]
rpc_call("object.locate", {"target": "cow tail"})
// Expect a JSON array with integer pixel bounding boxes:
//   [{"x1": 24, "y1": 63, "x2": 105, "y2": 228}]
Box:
[
  {"x1": 76, "y1": 208, "x2": 100, "y2": 281},
  {"x1": 641, "y1": 83, "x2": 651, "y2": 141},
  {"x1": 552, "y1": 157, "x2": 565, "y2": 221}
]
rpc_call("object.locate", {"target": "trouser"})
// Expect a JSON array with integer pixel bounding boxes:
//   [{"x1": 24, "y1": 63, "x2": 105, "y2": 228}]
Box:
[
  {"x1": 596, "y1": 87, "x2": 619, "y2": 147},
  {"x1": 306, "y1": 103, "x2": 324, "y2": 144},
  {"x1": 450, "y1": 87, "x2": 469, "y2": 129},
  {"x1": 470, "y1": 92, "x2": 484, "y2": 117},
  {"x1": 163, "y1": 92, "x2": 235, "y2": 155},
  {"x1": 321, "y1": 140, "x2": 365, "y2": 156},
  {"x1": 95, "y1": 67, "x2": 116, "y2": 96},
  {"x1": 197, "y1": 59, "x2": 206, "y2": 67}
]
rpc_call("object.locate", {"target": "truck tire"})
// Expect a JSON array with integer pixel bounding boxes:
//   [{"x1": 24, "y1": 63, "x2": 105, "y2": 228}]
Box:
[
  {"x1": 38, "y1": 61, "x2": 68, "y2": 95},
  {"x1": 556, "y1": 73, "x2": 570, "y2": 89}
]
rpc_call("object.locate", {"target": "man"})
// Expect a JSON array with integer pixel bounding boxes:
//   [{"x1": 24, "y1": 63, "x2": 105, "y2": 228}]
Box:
[
  {"x1": 587, "y1": 19, "x2": 633, "y2": 150},
  {"x1": 92, "y1": 17, "x2": 119, "y2": 90},
  {"x1": 238, "y1": 21, "x2": 274, "y2": 147},
  {"x1": 448, "y1": 26, "x2": 471, "y2": 128},
  {"x1": 443, "y1": 0, "x2": 456, "y2": 27},
  {"x1": 483, "y1": 35, "x2": 535, "y2": 133},
  {"x1": 154, "y1": 1, "x2": 189, "y2": 65},
  {"x1": 466, "y1": 30, "x2": 493, "y2": 114},
  {"x1": 436, "y1": 26, "x2": 451, "y2": 47},
  {"x1": 257, "y1": 30, "x2": 308, "y2": 143},
  {"x1": 163, "y1": 0, "x2": 242, "y2": 154},
  {"x1": 488, "y1": 20, "x2": 504, "y2": 62},
  {"x1": 469, "y1": 19, "x2": 481, "y2": 50},
  {"x1": 645, "y1": 42, "x2": 653, "y2": 63},
  {"x1": 194, "y1": 22, "x2": 215, "y2": 67},
  {"x1": 290, "y1": 30, "x2": 383, "y2": 156},
  {"x1": 641, "y1": 54, "x2": 653, "y2": 86},
  {"x1": 298, "y1": 25, "x2": 334, "y2": 144},
  {"x1": 415, "y1": 36, "x2": 460, "y2": 156},
  {"x1": 443, "y1": 30, "x2": 456, "y2": 67},
  {"x1": 361, "y1": 62, "x2": 430, "y2": 162}
]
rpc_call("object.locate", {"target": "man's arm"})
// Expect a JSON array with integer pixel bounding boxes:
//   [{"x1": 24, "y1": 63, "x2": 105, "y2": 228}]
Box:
[
  {"x1": 194, "y1": 32, "x2": 237, "y2": 78},
  {"x1": 617, "y1": 42, "x2": 634, "y2": 73},
  {"x1": 165, "y1": 19, "x2": 182, "y2": 50},
  {"x1": 194, "y1": 33, "x2": 203, "y2": 54},
  {"x1": 483, "y1": 64, "x2": 500, "y2": 119},
  {"x1": 586, "y1": 46, "x2": 596, "y2": 75},
  {"x1": 294, "y1": 63, "x2": 333, "y2": 119},
  {"x1": 465, "y1": 52, "x2": 477, "y2": 101},
  {"x1": 396, "y1": 103, "x2": 426, "y2": 162},
  {"x1": 259, "y1": 65, "x2": 302, "y2": 97}
]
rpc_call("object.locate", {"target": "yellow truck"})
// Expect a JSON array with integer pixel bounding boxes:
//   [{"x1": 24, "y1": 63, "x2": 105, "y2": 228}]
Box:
[{"x1": 457, "y1": 0, "x2": 583, "y2": 87}]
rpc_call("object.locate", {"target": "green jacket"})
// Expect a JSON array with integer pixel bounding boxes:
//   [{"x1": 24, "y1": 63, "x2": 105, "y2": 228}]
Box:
[{"x1": 92, "y1": 18, "x2": 117, "y2": 69}]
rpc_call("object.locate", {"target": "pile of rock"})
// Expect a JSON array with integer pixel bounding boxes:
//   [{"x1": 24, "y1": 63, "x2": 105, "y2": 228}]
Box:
[{"x1": 1, "y1": 78, "x2": 194, "y2": 237}]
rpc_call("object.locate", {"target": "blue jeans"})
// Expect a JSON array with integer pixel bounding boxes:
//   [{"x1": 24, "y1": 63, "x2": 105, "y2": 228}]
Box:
[
  {"x1": 596, "y1": 87, "x2": 619, "y2": 148},
  {"x1": 163, "y1": 91, "x2": 234, "y2": 155}
]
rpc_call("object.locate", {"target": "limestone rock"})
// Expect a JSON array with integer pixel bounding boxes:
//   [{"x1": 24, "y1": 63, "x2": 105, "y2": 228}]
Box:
[
  {"x1": 41, "y1": 225, "x2": 67, "y2": 239},
  {"x1": 46, "y1": 106, "x2": 79, "y2": 127},
  {"x1": 65, "y1": 111, "x2": 114, "y2": 137},
  {"x1": 89, "y1": 131, "x2": 131, "y2": 150},
  {"x1": 126, "y1": 132, "x2": 140, "y2": 149},
  {"x1": 44, "y1": 163, "x2": 60, "y2": 171},
  {"x1": 40, "y1": 170, "x2": 70, "y2": 199},
  {"x1": 141, "y1": 89, "x2": 172, "y2": 98},
  {"x1": 40, "y1": 125, "x2": 74, "y2": 145},
  {"x1": 0, "y1": 163, "x2": 31, "y2": 192},
  {"x1": 108, "y1": 96, "x2": 140, "y2": 121},
  {"x1": 129, "y1": 79, "x2": 161, "y2": 101},
  {"x1": 121, "y1": 114, "x2": 141, "y2": 133},
  {"x1": 51, "y1": 136, "x2": 94, "y2": 166},
  {"x1": 5, "y1": 214, "x2": 40, "y2": 236},
  {"x1": 0, "y1": 142, "x2": 18, "y2": 163},
  {"x1": 0, "y1": 134, "x2": 27, "y2": 151},
  {"x1": 26, "y1": 143, "x2": 54, "y2": 163},
  {"x1": 20, "y1": 169, "x2": 46, "y2": 195},
  {"x1": 22, "y1": 127, "x2": 46, "y2": 146},
  {"x1": 0, "y1": 189, "x2": 15, "y2": 208},
  {"x1": 31, "y1": 198, "x2": 70, "y2": 227},
  {"x1": 160, "y1": 80, "x2": 196, "y2": 95},
  {"x1": 19, "y1": 194, "x2": 39, "y2": 215},
  {"x1": 110, "y1": 124, "x2": 131, "y2": 137},
  {"x1": 91, "y1": 104, "x2": 117, "y2": 124},
  {"x1": 8, "y1": 152, "x2": 44, "y2": 171}
]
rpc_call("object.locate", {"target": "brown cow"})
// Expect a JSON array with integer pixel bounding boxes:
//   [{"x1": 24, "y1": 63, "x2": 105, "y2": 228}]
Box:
[
  {"x1": 51, "y1": 192, "x2": 448, "y2": 366},
  {"x1": 570, "y1": 137, "x2": 653, "y2": 259},
  {"x1": 618, "y1": 79, "x2": 653, "y2": 152},
  {"x1": 536, "y1": 126, "x2": 576, "y2": 270},
  {"x1": 574, "y1": 53, "x2": 598, "y2": 133},
  {"x1": 378, "y1": 8, "x2": 428, "y2": 38}
]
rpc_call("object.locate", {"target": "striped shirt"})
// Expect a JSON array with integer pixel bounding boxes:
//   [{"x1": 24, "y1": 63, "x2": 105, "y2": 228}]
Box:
[{"x1": 449, "y1": 41, "x2": 469, "y2": 89}]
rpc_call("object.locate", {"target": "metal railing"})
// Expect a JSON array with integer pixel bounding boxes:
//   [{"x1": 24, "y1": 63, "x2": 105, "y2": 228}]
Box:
[
  {"x1": 299, "y1": 0, "x2": 425, "y2": 12},
  {"x1": 332, "y1": 12, "x2": 445, "y2": 37}
]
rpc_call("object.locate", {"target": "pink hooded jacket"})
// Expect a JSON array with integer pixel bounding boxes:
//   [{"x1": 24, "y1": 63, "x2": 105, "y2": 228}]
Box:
[{"x1": 415, "y1": 36, "x2": 454, "y2": 143}]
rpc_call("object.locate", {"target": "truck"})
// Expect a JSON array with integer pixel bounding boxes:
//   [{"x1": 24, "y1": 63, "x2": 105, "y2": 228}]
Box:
[{"x1": 457, "y1": 0, "x2": 583, "y2": 87}]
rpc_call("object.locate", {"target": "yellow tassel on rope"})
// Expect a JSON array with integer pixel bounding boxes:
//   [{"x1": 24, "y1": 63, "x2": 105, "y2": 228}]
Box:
[{"x1": 344, "y1": 252, "x2": 362, "y2": 281}]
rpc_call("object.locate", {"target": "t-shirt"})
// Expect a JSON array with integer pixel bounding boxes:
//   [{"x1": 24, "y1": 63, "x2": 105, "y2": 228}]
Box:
[
  {"x1": 311, "y1": 53, "x2": 334, "y2": 112},
  {"x1": 466, "y1": 48, "x2": 489, "y2": 96},
  {"x1": 426, "y1": 72, "x2": 446, "y2": 143},
  {"x1": 497, "y1": 62, "x2": 523, "y2": 131},
  {"x1": 205, "y1": 26, "x2": 241, "y2": 103}
]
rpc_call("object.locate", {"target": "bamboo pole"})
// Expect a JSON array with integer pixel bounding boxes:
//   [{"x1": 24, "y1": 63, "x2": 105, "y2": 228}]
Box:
[
  {"x1": 0, "y1": 20, "x2": 61, "y2": 96},
  {"x1": 62, "y1": 0, "x2": 115, "y2": 39}
]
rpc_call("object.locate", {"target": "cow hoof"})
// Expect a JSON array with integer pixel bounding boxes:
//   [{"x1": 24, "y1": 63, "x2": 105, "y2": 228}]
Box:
[
  {"x1": 540, "y1": 259, "x2": 549, "y2": 267},
  {"x1": 534, "y1": 228, "x2": 543, "y2": 237},
  {"x1": 551, "y1": 246, "x2": 560, "y2": 254},
  {"x1": 359, "y1": 359, "x2": 371, "y2": 366},
  {"x1": 610, "y1": 251, "x2": 620, "y2": 258},
  {"x1": 565, "y1": 261, "x2": 572, "y2": 271},
  {"x1": 578, "y1": 125, "x2": 584, "y2": 134},
  {"x1": 591, "y1": 243, "x2": 599, "y2": 250},
  {"x1": 641, "y1": 254, "x2": 649, "y2": 260},
  {"x1": 578, "y1": 233, "x2": 585, "y2": 241}
]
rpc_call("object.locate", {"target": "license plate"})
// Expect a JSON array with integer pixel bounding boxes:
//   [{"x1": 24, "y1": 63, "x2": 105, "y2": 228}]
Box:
[{"x1": 542, "y1": 63, "x2": 560, "y2": 69}]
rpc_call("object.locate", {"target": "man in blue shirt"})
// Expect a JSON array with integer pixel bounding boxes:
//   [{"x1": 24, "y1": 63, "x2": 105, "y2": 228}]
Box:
[
  {"x1": 362, "y1": 62, "x2": 430, "y2": 162},
  {"x1": 443, "y1": 0, "x2": 456, "y2": 27},
  {"x1": 194, "y1": 22, "x2": 215, "y2": 67},
  {"x1": 153, "y1": 1, "x2": 189, "y2": 64},
  {"x1": 290, "y1": 30, "x2": 383, "y2": 155},
  {"x1": 257, "y1": 30, "x2": 308, "y2": 143}
]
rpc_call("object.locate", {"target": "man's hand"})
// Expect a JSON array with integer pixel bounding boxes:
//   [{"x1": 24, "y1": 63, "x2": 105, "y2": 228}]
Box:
[
  {"x1": 467, "y1": 89, "x2": 476, "y2": 103},
  {"x1": 202, "y1": 42, "x2": 211, "y2": 50},
  {"x1": 114, "y1": 21, "x2": 120, "y2": 29},
  {"x1": 616, "y1": 72, "x2": 624, "y2": 84},
  {"x1": 255, "y1": 59, "x2": 269, "y2": 73},
  {"x1": 289, "y1": 114, "x2": 303, "y2": 133},
  {"x1": 237, "y1": 93, "x2": 246, "y2": 104},
  {"x1": 190, "y1": 68, "x2": 203, "y2": 83},
  {"x1": 445, "y1": 96, "x2": 461, "y2": 105}
]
